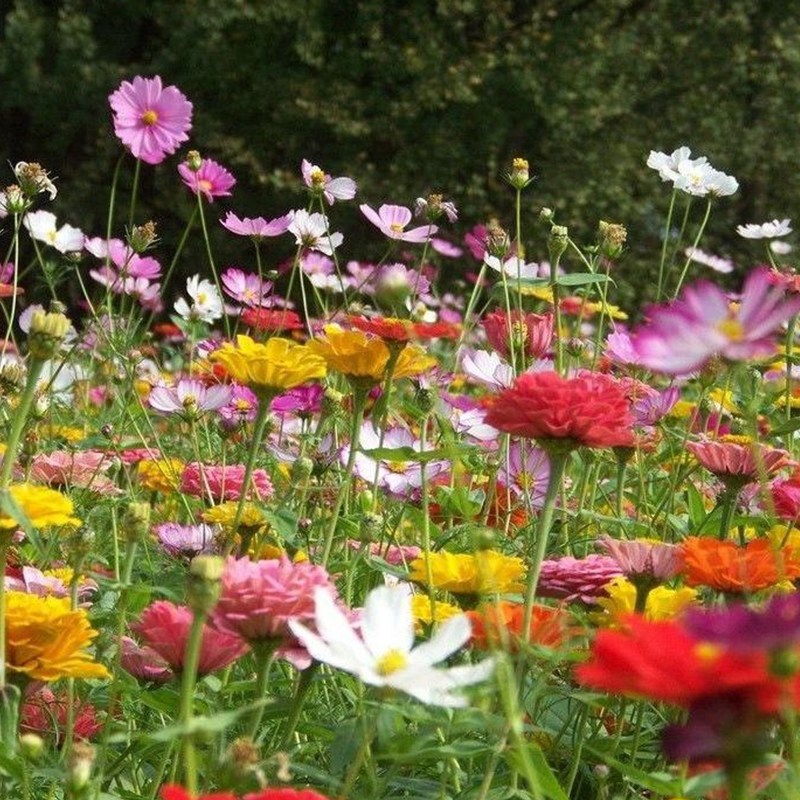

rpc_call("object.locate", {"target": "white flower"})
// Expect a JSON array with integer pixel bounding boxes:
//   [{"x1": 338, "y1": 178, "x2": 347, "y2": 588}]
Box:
[
  {"x1": 646, "y1": 146, "x2": 703, "y2": 182},
  {"x1": 289, "y1": 586, "x2": 494, "y2": 707},
  {"x1": 174, "y1": 275, "x2": 223, "y2": 323},
  {"x1": 460, "y1": 349, "x2": 514, "y2": 389},
  {"x1": 684, "y1": 247, "x2": 734, "y2": 274},
  {"x1": 771, "y1": 240, "x2": 793, "y2": 256},
  {"x1": 736, "y1": 218, "x2": 793, "y2": 239},
  {"x1": 483, "y1": 254, "x2": 540, "y2": 280},
  {"x1": 288, "y1": 209, "x2": 343, "y2": 255},
  {"x1": 23, "y1": 210, "x2": 84, "y2": 253}
]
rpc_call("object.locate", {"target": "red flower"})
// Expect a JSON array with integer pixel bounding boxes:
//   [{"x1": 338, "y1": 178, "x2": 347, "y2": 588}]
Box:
[
  {"x1": 21, "y1": 686, "x2": 101, "y2": 745},
  {"x1": 349, "y1": 315, "x2": 412, "y2": 342},
  {"x1": 482, "y1": 309, "x2": 553, "y2": 359},
  {"x1": 575, "y1": 616, "x2": 778, "y2": 709},
  {"x1": 241, "y1": 308, "x2": 304, "y2": 332},
  {"x1": 161, "y1": 786, "x2": 236, "y2": 800},
  {"x1": 244, "y1": 790, "x2": 332, "y2": 800},
  {"x1": 484, "y1": 371, "x2": 634, "y2": 450}
]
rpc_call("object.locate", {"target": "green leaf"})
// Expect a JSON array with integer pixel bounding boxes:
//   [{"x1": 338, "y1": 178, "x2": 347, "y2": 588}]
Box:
[
  {"x1": 770, "y1": 416, "x2": 800, "y2": 437},
  {"x1": 505, "y1": 740, "x2": 570, "y2": 800},
  {"x1": 555, "y1": 273, "x2": 612, "y2": 287},
  {"x1": 360, "y1": 446, "x2": 449, "y2": 463}
]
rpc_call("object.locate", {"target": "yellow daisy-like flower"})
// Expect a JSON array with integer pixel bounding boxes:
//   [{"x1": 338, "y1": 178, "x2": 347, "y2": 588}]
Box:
[
  {"x1": 5, "y1": 591, "x2": 109, "y2": 681},
  {"x1": 137, "y1": 457, "x2": 184, "y2": 493},
  {"x1": 593, "y1": 576, "x2": 697, "y2": 627},
  {"x1": 409, "y1": 550, "x2": 525, "y2": 594},
  {"x1": 0, "y1": 484, "x2": 81, "y2": 530},
  {"x1": 707, "y1": 387, "x2": 739, "y2": 415},
  {"x1": 584, "y1": 301, "x2": 629, "y2": 321},
  {"x1": 393, "y1": 344, "x2": 437, "y2": 379},
  {"x1": 202, "y1": 501, "x2": 267, "y2": 531},
  {"x1": 210, "y1": 335, "x2": 326, "y2": 394},
  {"x1": 37, "y1": 424, "x2": 86, "y2": 444},
  {"x1": 410, "y1": 593, "x2": 462, "y2": 631},
  {"x1": 518, "y1": 286, "x2": 554, "y2": 303}
]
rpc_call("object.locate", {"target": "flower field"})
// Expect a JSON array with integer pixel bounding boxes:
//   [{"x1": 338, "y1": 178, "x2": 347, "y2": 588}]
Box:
[{"x1": 2, "y1": 75, "x2": 800, "y2": 800}]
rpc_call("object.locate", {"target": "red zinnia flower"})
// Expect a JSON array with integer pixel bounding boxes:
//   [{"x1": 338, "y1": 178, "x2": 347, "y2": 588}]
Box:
[
  {"x1": 482, "y1": 309, "x2": 553, "y2": 359},
  {"x1": 161, "y1": 786, "x2": 236, "y2": 800},
  {"x1": 241, "y1": 308, "x2": 304, "y2": 333},
  {"x1": 244, "y1": 789, "x2": 332, "y2": 800},
  {"x1": 484, "y1": 371, "x2": 634, "y2": 450}
]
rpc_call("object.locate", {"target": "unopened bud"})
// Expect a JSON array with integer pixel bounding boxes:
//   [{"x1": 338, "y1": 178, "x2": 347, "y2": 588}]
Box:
[
  {"x1": 539, "y1": 207, "x2": 554, "y2": 222},
  {"x1": 0, "y1": 361, "x2": 26, "y2": 394},
  {"x1": 508, "y1": 157, "x2": 531, "y2": 190},
  {"x1": 597, "y1": 220, "x2": 627, "y2": 259},
  {"x1": 185, "y1": 150, "x2": 203, "y2": 172},
  {"x1": 547, "y1": 225, "x2": 569, "y2": 263},
  {"x1": 19, "y1": 733, "x2": 44, "y2": 761},
  {"x1": 291, "y1": 456, "x2": 314, "y2": 482},
  {"x1": 359, "y1": 512, "x2": 384, "y2": 541},
  {"x1": 2, "y1": 185, "x2": 27, "y2": 214},
  {"x1": 28, "y1": 310, "x2": 70, "y2": 360},
  {"x1": 414, "y1": 386, "x2": 436, "y2": 413},
  {"x1": 472, "y1": 526, "x2": 496, "y2": 551},
  {"x1": 121, "y1": 501, "x2": 151, "y2": 543},
  {"x1": 68, "y1": 740, "x2": 95, "y2": 791},
  {"x1": 187, "y1": 554, "x2": 225, "y2": 614}
]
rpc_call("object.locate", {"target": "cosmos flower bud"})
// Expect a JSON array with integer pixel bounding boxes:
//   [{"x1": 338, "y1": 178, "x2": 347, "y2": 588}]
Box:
[
  {"x1": 2, "y1": 185, "x2": 27, "y2": 214},
  {"x1": 360, "y1": 512, "x2": 384, "y2": 542},
  {"x1": 28, "y1": 309, "x2": 70, "y2": 360},
  {"x1": 539, "y1": 207, "x2": 554, "y2": 222},
  {"x1": 291, "y1": 456, "x2": 314, "y2": 482},
  {"x1": 18, "y1": 733, "x2": 44, "y2": 761},
  {"x1": 185, "y1": 150, "x2": 203, "y2": 172}
]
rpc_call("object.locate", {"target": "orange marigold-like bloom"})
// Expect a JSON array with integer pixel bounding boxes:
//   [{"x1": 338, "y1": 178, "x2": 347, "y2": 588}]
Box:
[
  {"x1": 466, "y1": 601, "x2": 571, "y2": 651},
  {"x1": 681, "y1": 537, "x2": 800, "y2": 593},
  {"x1": 6, "y1": 592, "x2": 109, "y2": 682}
]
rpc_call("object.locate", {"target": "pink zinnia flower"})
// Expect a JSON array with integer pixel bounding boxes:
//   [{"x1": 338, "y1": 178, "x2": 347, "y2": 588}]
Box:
[
  {"x1": 131, "y1": 601, "x2": 248, "y2": 676},
  {"x1": 178, "y1": 158, "x2": 236, "y2": 201},
  {"x1": 21, "y1": 686, "x2": 101, "y2": 744},
  {"x1": 537, "y1": 555, "x2": 623, "y2": 603},
  {"x1": 301, "y1": 159, "x2": 356, "y2": 205},
  {"x1": 484, "y1": 371, "x2": 635, "y2": 451},
  {"x1": 633, "y1": 267, "x2": 800, "y2": 375},
  {"x1": 220, "y1": 211, "x2": 291, "y2": 239},
  {"x1": 771, "y1": 474, "x2": 800, "y2": 520},
  {"x1": 120, "y1": 636, "x2": 173, "y2": 684},
  {"x1": 360, "y1": 203, "x2": 438, "y2": 243},
  {"x1": 596, "y1": 536, "x2": 683, "y2": 581},
  {"x1": 108, "y1": 76, "x2": 192, "y2": 165},
  {"x1": 28, "y1": 450, "x2": 120, "y2": 495},
  {"x1": 687, "y1": 438, "x2": 792, "y2": 483},
  {"x1": 213, "y1": 557, "x2": 337, "y2": 644},
  {"x1": 180, "y1": 462, "x2": 274, "y2": 502}
]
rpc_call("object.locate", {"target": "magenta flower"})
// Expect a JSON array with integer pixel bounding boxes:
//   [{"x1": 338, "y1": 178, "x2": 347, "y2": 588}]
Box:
[
  {"x1": 633, "y1": 267, "x2": 800, "y2": 375},
  {"x1": 108, "y1": 75, "x2": 192, "y2": 165},
  {"x1": 360, "y1": 203, "x2": 438, "y2": 243},
  {"x1": 220, "y1": 211, "x2": 291, "y2": 239},
  {"x1": 148, "y1": 379, "x2": 232, "y2": 418},
  {"x1": 178, "y1": 157, "x2": 236, "y2": 201},
  {"x1": 181, "y1": 462, "x2": 274, "y2": 502},
  {"x1": 213, "y1": 556, "x2": 337, "y2": 643},
  {"x1": 153, "y1": 522, "x2": 218, "y2": 558},
  {"x1": 270, "y1": 384, "x2": 324, "y2": 418},
  {"x1": 120, "y1": 636, "x2": 173, "y2": 684},
  {"x1": 686, "y1": 437, "x2": 791, "y2": 482},
  {"x1": 537, "y1": 555, "x2": 623, "y2": 603},
  {"x1": 498, "y1": 442, "x2": 550, "y2": 506},
  {"x1": 218, "y1": 384, "x2": 259, "y2": 427},
  {"x1": 301, "y1": 159, "x2": 357, "y2": 205}
]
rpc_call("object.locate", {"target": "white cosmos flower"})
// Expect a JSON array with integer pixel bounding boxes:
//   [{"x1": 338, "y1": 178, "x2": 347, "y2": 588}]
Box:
[
  {"x1": 23, "y1": 210, "x2": 84, "y2": 253},
  {"x1": 771, "y1": 240, "x2": 793, "y2": 256},
  {"x1": 646, "y1": 146, "x2": 703, "y2": 182},
  {"x1": 289, "y1": 586, "x2": 495, "y2": 708},
  {"x1": 736, "y1": 218, "x2": 793, "y2": 239},
  {"x1": 461, "y1": 349, "x2": 514, "y2": 389},
  {"x1": 684, "y1": 247, "x2": 734, "y2": 274},
  {"x1": 288, "y1": 209, "x2": 343, "y2": 255},
  {"x1": 174, "y1": 275, "x2": 223, "y2": 323}
]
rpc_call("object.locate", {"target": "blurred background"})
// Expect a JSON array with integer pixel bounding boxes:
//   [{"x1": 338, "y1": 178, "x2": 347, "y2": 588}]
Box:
[{"x1": 0, "y1": 0, "x2": 797, "y2": 307}]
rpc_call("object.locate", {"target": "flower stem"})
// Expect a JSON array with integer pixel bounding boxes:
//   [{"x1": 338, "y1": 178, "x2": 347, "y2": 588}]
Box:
[
  {"x1": 247, "y1": 642, "x2": 276, "y2": 739},
  {"x1": 673, "y1": 198, "x2": 712, "y2": 298},
  {"x1": 195, "y1": 193, "x2": 230, "y2": 338},
  {"x1": 521, "y1": 450, "x2": 568, "y2": 642},
  {"x1": 655, "y1": 188, "x2": 677, "y2": 301},
  {"x1": 179, "y1": 611, "x2": 207, "y2": 795},
  {"x1": 280, "y1": 662, "x2": 317, "y2": 749}
]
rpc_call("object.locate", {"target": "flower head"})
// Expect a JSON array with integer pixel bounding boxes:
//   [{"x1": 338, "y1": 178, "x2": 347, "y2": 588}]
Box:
[
  {"x1": 289, "y1": 586, "x2": 494, "y2": 707},
  {"x1": 482, "y1": 309, "x2": 553, "y2": 360},
  {"x1": 0, "y1": 483, "x2": 81, "y2": 530},
  {"x1": 180, "y1": 462, "x2": 274, "y2": 502},
  {"x1": 537, "y1": 555, "x2": 623, "y2": 603},
  {"x1": 737, "y1": 219, "x2": 792, "y2": 239},
  {"x1": 174, "y1": 275, "x2": 224, "y2": 323},
  {"x1": 288, "y1": 209, "x2": 343, "y2": 255},
  {"x1": 154, "y1": 522, "x2": 218, "y2": 558},
  {"x1": 178, "y1": 157, "x2": 236, "y2": 201},
  {"x1": 220, "y1": 212, "x2": 292, "y2": 239},
  {"x1": 633, "y1": 268, "x2": 800, "y2": 375},
  {"x1": 221, "y1": 268, "x2": 272, "y2": 307},
  {"x1": 484, "y1": 371, "x2": 634, "y2": 451},
  {"x1": 23, "y1": 211, "x2": 84, "y2": 253},
  {"x1": 360, "y1": 203, "x2": 438, "y2": 243},
  {"x1": 301, "y1": 159, "x2": 356, "y2": 205},
  {"x1": 687, "y1": 438, "x2": 791, "y2": 485},
  {"x1": 108, "y1": 76, "x2": 192, "y2": 165},
  {"x1": 5, "y1": 592, "x2": 109, "y2": 681},
  {"x1": 597, "y1": 537, "x2": 683, "y2": 581},
  {"x1": 593, "y1": 577, "x2": 697, "y2": 626},
  {"x1": 409, "y1": 550, "x2": 525, "y2": 594},
  {"x1": 148, "y1": 379, "x2": 232, "y2": 418},
  {"x1": 466, "y1": 602, "x2": 571, "y2": 652}
]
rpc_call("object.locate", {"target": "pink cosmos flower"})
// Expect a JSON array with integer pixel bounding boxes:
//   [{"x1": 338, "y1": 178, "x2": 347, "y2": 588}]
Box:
[
  {"x1": 108, "y1": 76, "x2": 193, "y2": 165},
  {"x1": 604, "y1": 328, "x2": 641, "y2": 366},
  {"x1": 131, "y1": 601, "x2": 248, "y2": 676},
  {"x1": 153, "y1": 522, "x2": 218, "y2": 558},
  {"x1": 633, "y1": 267, "x2": 800, "y2": 375},
  {"x1": 148, "y1": 379, "x2": 232, "y2": 417},
  {"x1": 498, "y1": 442, "x2": 550, "y2": 506},
  {"x1": 301, "y1": 159, "x2": 357, "y2": 205},
  {"x1": 180, "y1": 462, "x2": 274, "y2": 502},
  {"x1": 218, "y1": 384, "x2": 259, "y2": 427},
  {"x1": 6, "y1": 565, "x2": 98, "y2": 603},
  {"x1": 220, "y1": 211, "x2": 292, "y2": 239},
  {"x1": 360, "y1": 203, "x2": 438, "y2": 243},
  {"x1": 537, "y1": 555, "x2": 623, "y2": 603},
  {"x1": 178, "y1": 158, "x2": 236, "y2": 201},
  {"x1": 271, "y1": 384, "x2": 324, "y2": 418},
  {"x1": 213, "y1": 557, "x2": 337, "y2": 643},
  {"x1": 221, "y1": 267, "x2": 272, "y2": 307},
  {"x1": 596, "y1": 536, "x2": 683, "y2": 581}
]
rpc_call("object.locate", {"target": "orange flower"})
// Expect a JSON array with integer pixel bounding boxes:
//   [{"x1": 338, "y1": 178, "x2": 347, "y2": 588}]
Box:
[
  {"x1": 681, "y1": 537, "x2": 800, "y2": 593},
  {"x1": 465, "y1": 601, "x2": 572, "y2": 651}
]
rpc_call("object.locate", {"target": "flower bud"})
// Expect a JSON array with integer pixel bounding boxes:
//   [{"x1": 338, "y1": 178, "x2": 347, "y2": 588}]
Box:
[
  {"x1": 2, "y1": 185, "x2": 27, "y2": 214},
  {"x1": 0, "y1": 361, "x2": 26, "y2": 394},
  {"x1": 121, "y1": 501, "x2": 151, "y2": 544},
  {"x1": 19, "y1": 733, "x2": 44, "y2": 761},
  {"x1": 539, "y1": 207, "x2": 554, "y2": 222},
  {"x1": 185, "y1": 150, "x2": 203, "y2": 172},
  {"x1": 414, "y1": 385, "x2": 436, "y2": 413},
  {"x1": 291, "y1": 456, "x2": 314, "y2": 482},
  {"x1": 485, "y1": 221, "x2": 510, "y2": 259},
  {"x1": 359, "y1": 512, "x2": 384, "y2": 542},
  {"x1": 127, "y1": 221, "x2": 159, "y2": 254},
  {"x1": 187, "y1": 554, "x2": 225, "y2": 615},
  {"x1": 597, "y1": 220, "x2": 627, "y2": 259},
  {"x1": 28, "y1": 309, "x2": 70, "y2": 360},
  {"x1": 472, "y1": 526, "x2": 496, "y2": 551},
  {"x1": 547, "y1": 225, "x2": 569, "y2": 263},
  {"x1": 68, "y1": 740, "x2": 95, "y2": 791},
  {"x1": 508, "y1": 157, "x2": 531, "y2": 190}
]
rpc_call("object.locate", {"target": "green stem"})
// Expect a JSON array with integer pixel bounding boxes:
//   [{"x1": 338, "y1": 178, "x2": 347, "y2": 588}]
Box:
[
  {"x1": 247, "y1": 642, "x2": 277, "y2": 739},
  {"x1": 521, "y1": 450, "x2": 568, "y2": 643},
  {"x1": 673, "y1": 198, "x2": 712, "y2": 298},
  {"x1": 179, "y1": 612, "x2": 207, "y2": 795},
  {"x1": 280, "y1": 663, "x2": 317, "y2": 748},
  {"x1": 655, "y1": 188, "x2": 678, "y2": 301},
  {"x1": 127, "y1": 158, "x2": 142, "y2": 231},
  {"x1": 195, "y1": 193, "x2": 230, "y2": 337},
  {"x1": 718, "y1": 487, "x2": 739, "y2": 541},
  {"x1": 786, "y1": 314, "x2": 797, "y2": 425}
]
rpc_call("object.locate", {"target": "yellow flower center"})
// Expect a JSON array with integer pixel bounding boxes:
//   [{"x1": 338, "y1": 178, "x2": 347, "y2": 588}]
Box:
[
  {"x1": 141, "y1": 109, "x2": 159, "y2": 126},
  {"x1": 389, "y1": 222, "x2": 405, "y2": 233},
  {"x1": 376, "y1": 649, "x2": 408, "y2": 676},
  {"x1": 386, "y1": 461, "x2": 408, "y2": 474},
  {"x1": 198, "y1": 179, "x2": 213, "y2": 192},
  {"x1": 310, "y1": 167, "x2": 325, "y2": 186},
  {"x1": 694, "y1": 642, "x2": 721, "y2": 663},
  {"x1": 717, "y1": 317, "x2": 744, "y2": 341}
]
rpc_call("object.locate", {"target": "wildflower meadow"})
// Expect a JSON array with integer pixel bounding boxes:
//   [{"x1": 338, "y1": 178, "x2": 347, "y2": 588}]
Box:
[{"x1": 3, "y1": 75, "x2": 800, "y2": 800}]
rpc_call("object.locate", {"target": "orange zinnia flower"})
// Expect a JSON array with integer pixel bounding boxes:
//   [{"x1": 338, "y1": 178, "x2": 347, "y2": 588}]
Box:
[
  {"x1": 466, "y1": 601, "x2": 571, "y2": 651},
  {"x1": 681, "y1": 537, "x2": 800, "y2": 593}
]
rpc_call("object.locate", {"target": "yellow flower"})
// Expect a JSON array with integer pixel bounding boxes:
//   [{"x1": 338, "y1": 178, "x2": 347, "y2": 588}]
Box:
[
  {"x1": 210, "y1": 335, "x2": 326, "y2": 393},
  {"x1": 37, "y1": 424, "x2": 86, "y2": 444},
  {"x1": 202, "y1": 501, "x2": 267, "y2": 531},
  {"x1": 410, "y1": 593, "x2": 462, "y2": 631},
  {"x1": 0, "y1": 484, "x2": 80, "y2": 530},
  {"x1": 707, "y1": 387, "x2": 738, "y2": 415},
  {"x1": 5, "y1": 591, "x2": 109, "y2": 681},
  {"x1": 409, "y1": 550, "x2": 525, "y2": 594},
  {"x1": 584, "y1": 301, "x2": 629, "y2": 321},
  {"x1": 137, "y1": 458, "x2": 184, "y2": 493},
  {"x1": 393, "y1": 344, "x2": 437, "y2": 378},
  {"x1": 593, "y1": 577, "x2": 697, "y2": 627},
  {"x1": 668, "y1": 399, "x2": 695, "y2": 419},
  {"x1": 518, "y1": 286, "x2": 554, "y2": 303}
]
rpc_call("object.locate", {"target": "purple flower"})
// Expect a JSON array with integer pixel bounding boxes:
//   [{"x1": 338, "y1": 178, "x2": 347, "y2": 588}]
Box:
[
  {"x1": 154, "y1": 522, "x2": 218, "y2": 558},
  {"x1": 218, "y1": 384, "x2": 259, "y2": 427},
  {"x1": 178, "y1": 158, "x2": 236, "y2": 201},
  {"x1": 605, "y1": 328, "x2": 640, "y2": 366},
  {"x1": 108, "y1": 76, "x2": 192, "y2": 165},
  {"x1": 301, "y1": 159, "x2": 357, "y2": 205},
  {"x1": 270, "y1": 384, "x2": 324, "y2": 418},
  {"x1": 684, "y1": 592, "x2": 800, "y2": 653},
  {"x1": 220, "y1": 267, "x2": 272, "y2": 307},
  {"x1": 498, "y1": 442, "x2": 550, "y2": 506},
  {"x1": 148, "y1": 379, "x2": 232, "y2": 417},
  {"x1": 220, "y1": 211, "x2": 292, "y2": 239},
  {"x1": 633, "y1": 268, "x2": 800, "y2": 375},
  {"x1": 360, "y1": 203, "x2": 438, "y2": 243},
  {"x1": 631, "y1": 386, "x2": 681, "y2": 427},
  {"x1": 537, "y1": 555, "x2": 623, "y2": 603}
]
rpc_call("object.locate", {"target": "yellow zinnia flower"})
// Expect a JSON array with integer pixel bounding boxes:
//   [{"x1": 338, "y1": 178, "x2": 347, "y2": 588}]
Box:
[
  {"x1": 5, "y1": 592, "x2": 109, "y2": 681},
  {"x1": 584, "y1": 301, "x2": 628, "y2": 321},
  {"x1": 409, "y1": 550, "x2": 525, "y2": 594},
  {"x1": 202, "y1": 501, "x2": 267, "y2": 531},
  {"x1": 137, "y1": 457, "x2": 184, "y2": 493},
  {"x1": 410, "y1": 593, "x2": 462, "y2": 631},
  {"x1": 0, "y1": 484, "x2": 81, "y2": 530},
  {"x1": 37, "y1": 424, "x2": 86, "y2": 444},
  {"x1": 593, "y1": 576, "x2": 697, "y2": 627},
  {"x1": 210, "y1": 335, "x2": 326, "y2": 394}
]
